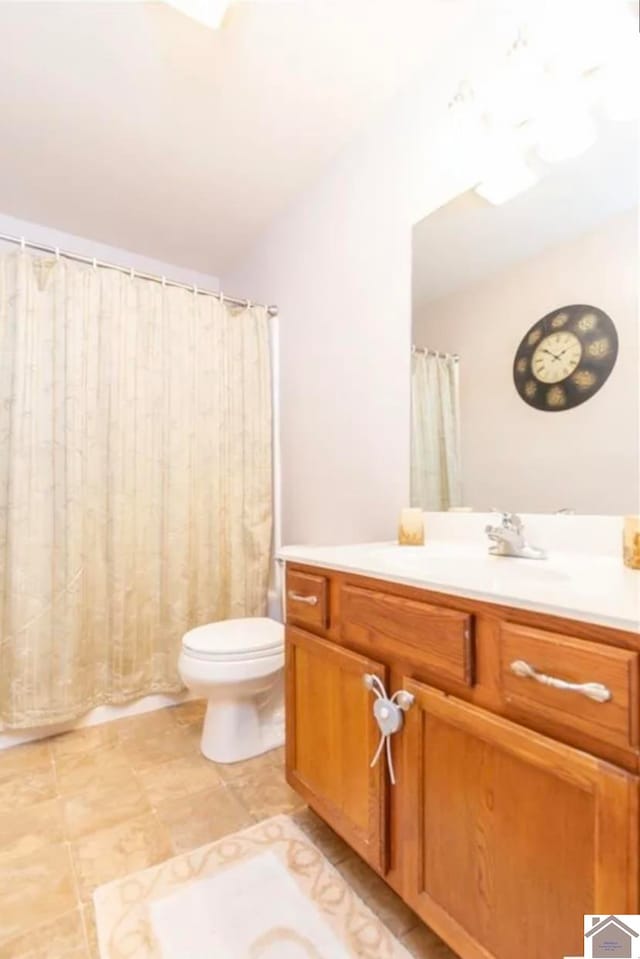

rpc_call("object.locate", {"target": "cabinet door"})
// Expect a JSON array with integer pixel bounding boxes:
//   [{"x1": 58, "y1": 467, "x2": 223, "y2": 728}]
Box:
[
  {"x1": 402, "y1": 680, "x2": 639, "y2": 959},
  {"x1": 286, "y1": 626, "x2": 388, "y2": 872}
]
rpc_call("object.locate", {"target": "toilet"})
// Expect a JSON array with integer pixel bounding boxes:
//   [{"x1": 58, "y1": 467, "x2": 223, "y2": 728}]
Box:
[{"x1": 178, "y1": 617, "x2": 285, "y2": 764}]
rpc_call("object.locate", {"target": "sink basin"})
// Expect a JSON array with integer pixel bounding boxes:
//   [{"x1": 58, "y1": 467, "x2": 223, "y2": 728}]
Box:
[{"x1": 365, "y1": 544, "x2": 572, "y2": 586}]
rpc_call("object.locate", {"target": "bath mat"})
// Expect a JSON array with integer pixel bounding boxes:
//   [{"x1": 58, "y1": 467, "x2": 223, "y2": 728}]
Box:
[{"x1": 93, "y1": 814, "x2": 412, "y2": 958}]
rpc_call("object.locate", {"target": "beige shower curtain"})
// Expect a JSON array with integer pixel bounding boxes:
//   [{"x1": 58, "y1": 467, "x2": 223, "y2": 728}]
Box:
[
  {"x1": 411, "y1": 350, "x2": 462, "y2": 511},
  {"x1": 0, "y1": 252, "x2": 272, "y2": 729}
]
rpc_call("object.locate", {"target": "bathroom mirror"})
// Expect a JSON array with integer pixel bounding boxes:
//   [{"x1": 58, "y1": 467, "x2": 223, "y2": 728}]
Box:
[{"x1": 411, "y1": 119, "x2": 639, "y2": 515}]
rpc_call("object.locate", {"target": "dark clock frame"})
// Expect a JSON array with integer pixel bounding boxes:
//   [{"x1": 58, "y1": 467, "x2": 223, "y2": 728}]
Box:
[{"x1": 513, "y1": 304, "x2": 618, "y2": 412}]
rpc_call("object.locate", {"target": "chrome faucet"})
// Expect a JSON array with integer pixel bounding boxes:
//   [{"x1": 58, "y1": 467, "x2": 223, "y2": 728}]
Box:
[{"x1": 485, "y1": 511, "x2": 546, "y2": 560}]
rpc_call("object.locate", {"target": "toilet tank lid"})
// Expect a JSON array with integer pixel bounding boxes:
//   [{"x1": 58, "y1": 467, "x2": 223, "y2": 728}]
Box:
[{"x1": 182, "y1": 617, "x2": 284, "y2": 657}]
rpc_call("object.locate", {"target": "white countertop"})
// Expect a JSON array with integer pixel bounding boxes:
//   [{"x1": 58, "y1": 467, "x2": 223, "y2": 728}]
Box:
[{"x1": 278, "y1": 541, "x2": 640, "y2": 633}]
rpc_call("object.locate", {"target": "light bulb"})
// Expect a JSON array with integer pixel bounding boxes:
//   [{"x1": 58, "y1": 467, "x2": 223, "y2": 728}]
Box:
[
  {"x1": 482, "y1": 36, "x2": 549, "y2": 127},
  {"x1": 535, "y1": 109, "x2": 597, "y2": 163},
  {"x1": 590, "y1": 62, "x2": 640, "y2": 123},
  {"x1": 475, "y1": 161, "x2": 538, "y2": 205},
  {"x1": 474, "y1": 123, "x2": 539, "y2": 205}
]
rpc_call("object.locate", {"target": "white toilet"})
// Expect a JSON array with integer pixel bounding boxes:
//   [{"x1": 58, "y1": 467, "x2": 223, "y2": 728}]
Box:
[{"x1": 178, "y1": 617, "x2": 285, "y2": 764}]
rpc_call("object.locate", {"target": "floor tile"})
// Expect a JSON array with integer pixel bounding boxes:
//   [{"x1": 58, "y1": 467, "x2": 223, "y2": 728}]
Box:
[
  {"x1": 214, "y1": 746, "x2": 283, "y2": 784},
  {"x1": 54, "y1": 742, "x2": 133, "y2": 795},
  {"x1": 0, "y1": 765, "x2": 57, "y2": 813},
  {"x1": 0, "y1": 908, "x2": 87, "y2": 959},
  {"x1": 136, "y1": 752, "x2": 223, "y2": 805},
  {"x1": 49, "y1": 723, "x2": 117, "y2": 761},
  {"x1": 0, "y1": 843, "x2": 77, "y2": 945},
  {"x1": 121, "y1": 724, "x2": 200, "y2": 771},
  {"x1": 70, "y1": 812, "x2": 172, "y2": 901},
  {"x1": 335, "y1": 853, "x2": 417, "y2": 938},
  {"x1": 112, "y1": 708, "x2": 176, "y2": 741},
  {"x1": 401, "y1": 922, "x2": 459, "y2": 958},
  {"x1": 227, "y1": 763, "x2": 305, "y2": 820},
  {"x1": 291, "y1": 807, "x2": 352, "y2": 865},
  {"x1": 81, "y1": 904, "x2": 99, "y2": 959},
  {"x1": 155, "y1": 785, "x2": 252, "y2": 854},
  {"x1": 0, "y1": 796, "x2": 64, "y2": 859},
  {"x1": 169, "y1": 698, "x2": 206, "y2": 727},
  {"x1": 0, "y1": 740, "x2": 51, "y2": 777},
  {"x1": 61, "y1": 776, "x2": 150, "y2": 840},
  {"x1": 0, "y1": 906, "x2": 88, "y2": 959}
]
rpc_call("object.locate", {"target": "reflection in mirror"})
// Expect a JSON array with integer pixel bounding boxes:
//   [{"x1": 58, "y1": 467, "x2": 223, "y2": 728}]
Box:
[
  {"x1": 411, "y1": 119, "x2": 638, "y2": 515},
  {"x1": 410, "y1": 347, "x2": 461, "y2": 511}
]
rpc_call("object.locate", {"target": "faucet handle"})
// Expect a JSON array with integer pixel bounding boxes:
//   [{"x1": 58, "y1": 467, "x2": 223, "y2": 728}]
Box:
[{"x1": 491, "y1": 509, "x2": 523, "y2": 530}]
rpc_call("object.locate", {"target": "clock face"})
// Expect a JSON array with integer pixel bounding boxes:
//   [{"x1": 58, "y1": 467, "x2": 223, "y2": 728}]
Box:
[
  {"x1": 532, "y1": 332, "x2": 582, "y2": 384},
  {"x1": 513, "y1": 305, "x2": 618, "y2": 412}
]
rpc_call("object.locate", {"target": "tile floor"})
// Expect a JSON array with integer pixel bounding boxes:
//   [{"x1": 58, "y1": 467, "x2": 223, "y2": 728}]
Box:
[{"x1": 0, "y1": 701, "x2": 456, "y2": 959}]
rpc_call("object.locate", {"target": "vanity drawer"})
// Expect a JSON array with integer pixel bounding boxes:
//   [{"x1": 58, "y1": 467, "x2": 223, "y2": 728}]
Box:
[
  {"x1": 340, "y1": 585, "x2": 474, "y2": 686},
  {"x1": 499, "y1": 622, "x2": 639, "y2": 751},
  {"x1": 286, "y1": 570, "x2": 329, "y2": 632}
]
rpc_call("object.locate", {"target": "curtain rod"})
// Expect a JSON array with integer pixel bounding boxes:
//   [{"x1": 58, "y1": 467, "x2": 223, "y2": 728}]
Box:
[
  {"x1": 0, "y1": 231, "x2": 278, "y2": 317},
  {"x1": 412, "y1": 344, "x2": 460, "y2": 361}
]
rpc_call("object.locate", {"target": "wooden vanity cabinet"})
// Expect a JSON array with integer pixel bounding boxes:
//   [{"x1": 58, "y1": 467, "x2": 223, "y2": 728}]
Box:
[
  {"x1": 285, "y1": 626, "x2": 389, "y2": 871},
  {"x1": 284, "y1": 564, "x2": 640, "y2": 959},
  {"x1": 403, "y1": 681, "x2": 638, "y2": 959}
]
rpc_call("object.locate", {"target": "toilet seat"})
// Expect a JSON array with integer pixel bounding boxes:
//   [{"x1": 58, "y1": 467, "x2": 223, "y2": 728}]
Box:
[{"x1": 182, "y1": 617, "x2": 284, "y2": 663}]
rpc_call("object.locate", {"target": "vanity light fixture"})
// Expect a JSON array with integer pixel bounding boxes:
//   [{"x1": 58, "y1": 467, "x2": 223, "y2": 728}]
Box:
[{"x1": 458, "y1": 4, "x2": 636, "y2": 206}]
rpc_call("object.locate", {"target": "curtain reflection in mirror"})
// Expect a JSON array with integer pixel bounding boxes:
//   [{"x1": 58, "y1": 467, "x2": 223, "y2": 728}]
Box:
[{"x1": 410, "y1": 349, "x2": 462, "y2": 511}]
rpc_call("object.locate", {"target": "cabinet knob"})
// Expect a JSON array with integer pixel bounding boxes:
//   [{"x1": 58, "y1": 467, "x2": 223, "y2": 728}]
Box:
[{"x1": 509, "y1": 659, "x2": 612, "y2": 703}]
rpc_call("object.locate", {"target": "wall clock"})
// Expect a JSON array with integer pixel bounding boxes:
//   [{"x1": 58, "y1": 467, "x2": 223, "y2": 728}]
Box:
[{"x1": 513, "y1": 304, "x2": 618, "y2": 412}]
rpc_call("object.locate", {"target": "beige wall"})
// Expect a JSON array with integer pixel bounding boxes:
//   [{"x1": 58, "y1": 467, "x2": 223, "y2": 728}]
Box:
[
  {"x1": 413, "y1": 210, "x2": 639, "y2": 514},
  {"x1": 223, "y1": 31, "x2": 498, "y2": 544}
]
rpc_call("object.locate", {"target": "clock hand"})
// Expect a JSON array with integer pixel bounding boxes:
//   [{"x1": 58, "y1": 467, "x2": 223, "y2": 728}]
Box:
[{"x1": 541, "y1": 348, "x2": 562, "y2": 360}]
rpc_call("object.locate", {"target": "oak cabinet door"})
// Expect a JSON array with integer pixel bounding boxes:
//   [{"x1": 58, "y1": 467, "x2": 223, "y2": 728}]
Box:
[
  {"x1": 402, "y1": 680, "x2": 639, "y2": 959},
  {"x1": 285, "y1": 626, "x2": 389, "y2": 872}
]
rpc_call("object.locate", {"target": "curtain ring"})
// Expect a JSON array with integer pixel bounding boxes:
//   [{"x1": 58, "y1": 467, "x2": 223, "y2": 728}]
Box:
[
  {"x1": 246, "y1": 299, "x2": 252, "y2": 309},
  {"x1": 92, "y1": 257, "x2": 97, "y2": 270},
  {"x1": 129, "y1": 266, "x2": 135, "y2": 280},
  {"x1": 54, "y1": 247, "x2": 60, "y2": 261},
  {"x1": 219, "y1": 290, "x2": 224, "y2": 304},
  {"x1": 193, "y1": 284, "x2": 198, "y2": 296},
  {"x1": 161, "y1": 276, "x2": 166, "y2": 287},
  {"x1": 19, "y1": 237, "x2": 25, "y2": 251}
]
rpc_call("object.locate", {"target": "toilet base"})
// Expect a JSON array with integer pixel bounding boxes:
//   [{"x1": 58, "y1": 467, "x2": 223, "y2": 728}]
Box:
[{"x1": 200, "y1": 697, "x2": 285, "y2": 764}]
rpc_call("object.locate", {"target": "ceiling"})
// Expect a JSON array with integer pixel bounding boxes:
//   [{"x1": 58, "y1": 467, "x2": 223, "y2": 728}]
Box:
[
  {"x1": 0, "y1": 0, "x2": 478, "y2": 274},
  {"x1": 412, "y1": 119, "x2": 639, "y2": 309}
]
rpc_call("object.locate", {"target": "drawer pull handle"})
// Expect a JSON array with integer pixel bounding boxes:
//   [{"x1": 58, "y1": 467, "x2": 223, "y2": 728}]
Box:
[
  {"x1": 287, "y1": 590, "x2": 319, "y2": 606},
  {"x1": 509, "y1": 659, "x2": 612, "y2": 703}
]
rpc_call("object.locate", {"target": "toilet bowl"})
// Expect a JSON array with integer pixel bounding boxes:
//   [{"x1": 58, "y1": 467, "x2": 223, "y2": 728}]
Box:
[{"x1": 178, "y1": 617, "x2": 285, "y2": 764}]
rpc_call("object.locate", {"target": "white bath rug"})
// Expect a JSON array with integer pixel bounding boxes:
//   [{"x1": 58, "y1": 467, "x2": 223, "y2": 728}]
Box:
[{"x1": 93, "y1": 814, "x2": 412, "y2": 959}]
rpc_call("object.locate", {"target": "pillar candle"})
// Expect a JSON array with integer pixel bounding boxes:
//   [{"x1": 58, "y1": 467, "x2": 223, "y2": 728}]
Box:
[
  {"x1": 398, "y1": 508, "x2": 425, "y2": 546},
  {"x1": 623, "y1": 516, "x2": 640, "y2": 570}
]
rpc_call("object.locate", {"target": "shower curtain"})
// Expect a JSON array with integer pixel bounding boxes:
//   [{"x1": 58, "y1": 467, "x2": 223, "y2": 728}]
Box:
[
  {"x1": 0, "y1": 252, "x2": 273, "y2": 728},
  {"x1": 410, "y1": 350, "x2": 462, "y2": 511}
]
